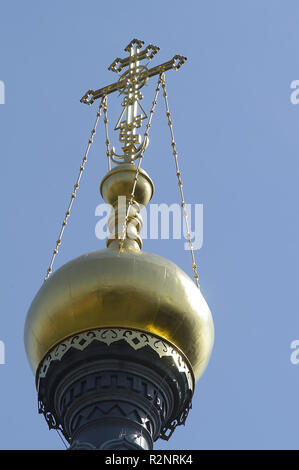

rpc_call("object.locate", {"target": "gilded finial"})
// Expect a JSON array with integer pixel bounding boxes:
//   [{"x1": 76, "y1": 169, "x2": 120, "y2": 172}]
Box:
[
  {"x1": 80, "y1": 40, "x2": 187, "y2": 249},
  {"x1": 80, "y1": 38, "x2": 187, "y2": 167}
]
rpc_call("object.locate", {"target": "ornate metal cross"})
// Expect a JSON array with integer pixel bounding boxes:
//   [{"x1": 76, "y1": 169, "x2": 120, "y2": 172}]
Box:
[{"x1": 80, "y1": 39, "x2": 186, "y2": 163}]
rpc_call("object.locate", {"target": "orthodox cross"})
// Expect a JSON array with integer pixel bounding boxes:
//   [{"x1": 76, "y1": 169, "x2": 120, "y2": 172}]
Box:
[{"x1": 80, "y1": 39, "x2": 186, "y2": 163}]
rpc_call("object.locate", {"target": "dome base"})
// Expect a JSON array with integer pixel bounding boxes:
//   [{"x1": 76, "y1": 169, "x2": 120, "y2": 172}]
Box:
[{"x1": 37, "y1": 328, "x2": 193, "y2": 449}]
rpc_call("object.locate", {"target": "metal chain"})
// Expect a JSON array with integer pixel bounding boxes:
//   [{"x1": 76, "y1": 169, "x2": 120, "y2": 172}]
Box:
[
  {"x1": 160, "y1": 73, "x2": 200, "y2": 288},
  {"x1": 119, "y1": 75, "x2": 162, "y2": 251},
  {"x1": 44, "y1": 96, "x2": 106, "y2": 281},
  {"x1": 103, "y1": 95, "x2": 112, "y2": 171},
  {"x1": 56, "y1": 429, "x2": 68, "y2": 449}
]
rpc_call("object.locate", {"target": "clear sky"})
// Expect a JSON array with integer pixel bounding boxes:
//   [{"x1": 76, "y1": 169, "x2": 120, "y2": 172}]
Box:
[{"x1": 1, "y1": 0, "x2": 299, "y2": 450}]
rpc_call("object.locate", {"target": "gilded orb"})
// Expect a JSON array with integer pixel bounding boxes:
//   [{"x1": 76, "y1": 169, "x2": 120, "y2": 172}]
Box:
[
  {"x1": 24, "y1": 246, "x2": 214, "y2": 382},
  {"x1": 25, "y1": 164, "x2": 214, "y2": 384}
]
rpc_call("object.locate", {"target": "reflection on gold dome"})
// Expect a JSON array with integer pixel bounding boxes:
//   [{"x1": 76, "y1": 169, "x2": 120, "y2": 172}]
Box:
[{"x1": 25, "y1": 245, "x2": 214, "y2": 382}]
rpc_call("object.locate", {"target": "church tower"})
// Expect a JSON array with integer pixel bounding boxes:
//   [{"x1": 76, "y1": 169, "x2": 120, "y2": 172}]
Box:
[{"x1": 24, "y1": 39, "x2": 214, "y2": 450}]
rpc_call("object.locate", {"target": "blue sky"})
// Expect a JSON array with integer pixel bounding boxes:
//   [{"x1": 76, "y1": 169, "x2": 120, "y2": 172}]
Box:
[{"x1": 1, "y1": 0, "x2": 299, "y2": 449}]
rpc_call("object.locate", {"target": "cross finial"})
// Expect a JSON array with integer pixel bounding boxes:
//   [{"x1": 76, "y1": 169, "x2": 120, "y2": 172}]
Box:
[
  {"x1": 124, "y1": 38, "x2": 144, "y2": 52},
  {"x1": 80, "y1": 39, "x2": 187, "y2": 164},
  {"x1": 107, "y1": 39, "x2": 160, "y2": 163}
]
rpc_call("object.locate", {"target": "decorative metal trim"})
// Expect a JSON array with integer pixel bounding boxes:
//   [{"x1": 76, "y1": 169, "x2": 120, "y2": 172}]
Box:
[
  {"x1": 37, "y1": 328, "x2": 194, "y2": 391},
  {"x1": 160, "y1": 401, "x2": 192, "y2": 441},
  {"x1": 37, "y1": 328, "x2": 194, "y2": 443}
]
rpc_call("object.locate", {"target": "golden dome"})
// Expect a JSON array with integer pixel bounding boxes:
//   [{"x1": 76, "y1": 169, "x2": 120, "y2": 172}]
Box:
[
  {"x1": 24, "y1": 246, "x2": 214, "y2": 381},
  {"x1": 25, "y1": 163, "x2": 214, "y2": 384}
]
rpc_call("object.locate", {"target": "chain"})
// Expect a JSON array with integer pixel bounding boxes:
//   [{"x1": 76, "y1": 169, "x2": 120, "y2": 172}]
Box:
[
  {"x1": 44, "y1": 96, "x2": 106, "y2": 281},
  {"x1": 119, "y1": 75, "x2": 162, "y2": 251},
  {"x1": 56, "y1": 429, "x2": 68, "y2": 449},
  {"x1": 103, "y1": 95, "x2": 112, "y2": 171},
  {"x1": 161, "y1": 73, "x2": 200, "y2": 288}
]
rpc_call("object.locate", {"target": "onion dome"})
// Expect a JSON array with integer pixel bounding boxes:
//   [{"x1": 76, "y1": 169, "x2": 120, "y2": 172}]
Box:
[{"x1": 24, "y1": 164, "x2": 214, "y2": 383}]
